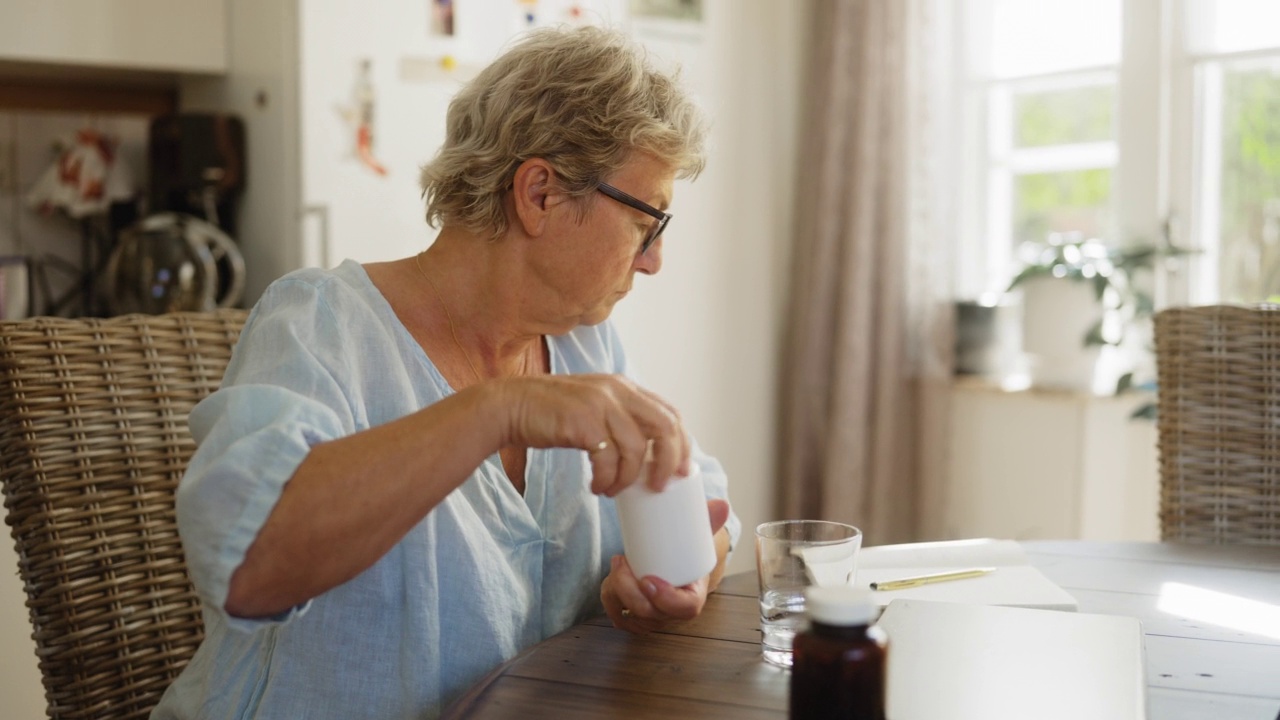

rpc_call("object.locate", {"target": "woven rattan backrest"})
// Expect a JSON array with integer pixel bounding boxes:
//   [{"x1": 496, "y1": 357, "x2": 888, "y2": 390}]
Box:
[
  {"x1": 1155, "y1": 305, "x2": 1280, "y2": 545},
  {"x1": 0, "y1": 309, "x2": 247, "y2": 720}
]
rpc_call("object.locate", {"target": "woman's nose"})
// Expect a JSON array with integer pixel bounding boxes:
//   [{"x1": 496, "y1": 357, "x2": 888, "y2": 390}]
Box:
[{"x1": 634, "y1": 238, "x2": 663, "y2": 275}]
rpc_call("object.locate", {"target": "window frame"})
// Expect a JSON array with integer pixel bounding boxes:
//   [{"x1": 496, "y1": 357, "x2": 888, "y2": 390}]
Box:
[
  {"x1": 959, "y1": 0, "x2": 1280, "y2": 307},
  {"x1": 956, "y1": 3, "x2": 1127, "y2": 299}
]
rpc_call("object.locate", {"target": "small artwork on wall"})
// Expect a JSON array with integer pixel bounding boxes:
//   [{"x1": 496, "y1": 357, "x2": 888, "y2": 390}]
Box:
[
  {"x1": 430, "y1": 0, "x2": 455, "y2": 36},
  {"x1": 629, "y1": 0, "x2": 702, "y2": 22},
  {"x1": 337, "y1": 59, "x2": 389, "y2": 177}
]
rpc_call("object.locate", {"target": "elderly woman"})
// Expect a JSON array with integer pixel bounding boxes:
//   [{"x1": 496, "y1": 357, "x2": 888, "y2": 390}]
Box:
[{"x1": 152, "y1": 25, "x2": 740, "y2": 720}]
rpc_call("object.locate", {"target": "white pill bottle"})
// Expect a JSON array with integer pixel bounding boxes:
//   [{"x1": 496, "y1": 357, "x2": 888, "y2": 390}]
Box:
[{"x1": 615, "y1": 461, "x2": 718, "y2": 587}]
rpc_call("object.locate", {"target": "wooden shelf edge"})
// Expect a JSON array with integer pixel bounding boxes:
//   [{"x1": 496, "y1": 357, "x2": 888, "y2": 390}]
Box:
[{"x1": 0, "y1": 78, "x2": 177, "y2": 116}]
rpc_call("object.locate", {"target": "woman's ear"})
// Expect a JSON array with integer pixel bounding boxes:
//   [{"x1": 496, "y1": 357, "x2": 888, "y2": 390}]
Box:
[{"x1": 511, "y1": 158, "x2": 564, "y2": 237}]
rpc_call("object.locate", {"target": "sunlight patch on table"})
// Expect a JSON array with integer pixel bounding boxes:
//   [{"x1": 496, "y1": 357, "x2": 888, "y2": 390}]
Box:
[{"x1": 1157, "y1": 582, "x2": 1280, "y2": 641}]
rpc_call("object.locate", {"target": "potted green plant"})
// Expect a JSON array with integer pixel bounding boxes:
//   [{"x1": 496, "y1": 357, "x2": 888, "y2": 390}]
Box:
[{"x1": 1008, "y1": 230, "x2": 1195, "y2": 403}]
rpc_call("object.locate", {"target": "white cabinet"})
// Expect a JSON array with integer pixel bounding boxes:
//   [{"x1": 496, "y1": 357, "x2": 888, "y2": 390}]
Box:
[
  {"x1": 941, "y1": 380, "x2": 1160, "y2": 542},
  {"x1": 0, "y1": 1, "x2": 227, "y2": 74}
]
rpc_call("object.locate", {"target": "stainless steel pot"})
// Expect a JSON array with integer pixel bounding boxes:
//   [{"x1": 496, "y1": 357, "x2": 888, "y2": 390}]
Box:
[{"x1": 102, "y1": 213, "x2": 245, "y2": 315}]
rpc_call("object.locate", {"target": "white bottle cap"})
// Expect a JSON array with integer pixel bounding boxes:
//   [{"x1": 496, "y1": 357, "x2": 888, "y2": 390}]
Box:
[{"x1": 805, "y1": 585, "x2": 878, "y2": 626}]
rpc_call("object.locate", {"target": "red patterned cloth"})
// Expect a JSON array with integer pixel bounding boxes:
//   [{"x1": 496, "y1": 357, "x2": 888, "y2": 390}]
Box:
[{"x1": 26, "y1": 129, "x2": 136, "y2": 218}]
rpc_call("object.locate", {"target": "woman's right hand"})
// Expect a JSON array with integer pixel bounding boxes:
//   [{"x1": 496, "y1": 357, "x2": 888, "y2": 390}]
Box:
[{"x1": 491, "y1": 373, "x2": 690, "y2": 496}]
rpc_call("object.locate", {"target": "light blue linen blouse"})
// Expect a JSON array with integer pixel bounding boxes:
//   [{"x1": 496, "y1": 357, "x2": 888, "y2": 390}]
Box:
[{"x1": 151, "y1": 260, "x2": 740, "y2": 719}]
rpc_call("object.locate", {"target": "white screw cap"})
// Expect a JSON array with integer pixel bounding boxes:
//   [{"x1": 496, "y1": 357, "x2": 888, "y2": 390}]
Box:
[{"x1": 805, "y1": 585, "x2": 878, "y2": 626}]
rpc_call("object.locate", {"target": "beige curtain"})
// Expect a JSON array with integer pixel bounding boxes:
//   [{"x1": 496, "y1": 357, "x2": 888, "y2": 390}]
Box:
[{"x1": 779, "y1": 0, "x2": 955, "y2": 545}]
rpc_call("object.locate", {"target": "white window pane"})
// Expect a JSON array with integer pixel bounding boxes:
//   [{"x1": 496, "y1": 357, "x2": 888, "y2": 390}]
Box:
[
  {"x1": 1013, "y1": 168, "x2": 1114, "y2": 247},
  {"x1": 988, "y1": 74, "x2": 1118, "y2": 260},
  {"x1": 1013, "y1": 83, "x2": 1115, "y2": 148},
  {"x1": 988, "y1": 0, "x2": 1120, "y2": 78},
  {"x1": 1201, "y1": 58, "x2": 1280, "y2": 302},
  {"x1": 1186, "y1": 0, "x2": 1280, "y2": 55}
]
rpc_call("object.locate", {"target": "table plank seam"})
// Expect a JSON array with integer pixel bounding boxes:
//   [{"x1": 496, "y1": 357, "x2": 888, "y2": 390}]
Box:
[
  {"x1": 1027, "y1": 552, "x2": 1280, "y2": 573},
  {"x1": 579, "y1": 617, "x2": 761, "y2": 644},
  {"x1": 1143, "y1": 631, "x2": 1280, "y2": 649},
  {"x1": 1058, "y1": 585, "x2": 1280, "y2": 608},
  {"x1": 1149, "y1": 684, "x2": 1280, "y2": 702},
  {"x1": 563, "y1": 620, "x2": 765, "y2": 647},
  {"x1": 484, "y1": 676, "x2": 787, "y2": 713},
  {"x1": 648, "y1": 631, "x2": 758, "y2": 645}
]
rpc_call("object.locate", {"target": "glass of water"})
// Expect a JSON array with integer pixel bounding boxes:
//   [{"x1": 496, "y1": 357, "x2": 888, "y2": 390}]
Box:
[{"x1": 755, "y1": 520, "x2": 862, "y2": 668}]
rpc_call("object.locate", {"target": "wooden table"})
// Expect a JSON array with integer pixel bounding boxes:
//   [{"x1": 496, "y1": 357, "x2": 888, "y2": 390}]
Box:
[{"x1": 443, "y1": 542, "x2": 1280, "y2": 720}]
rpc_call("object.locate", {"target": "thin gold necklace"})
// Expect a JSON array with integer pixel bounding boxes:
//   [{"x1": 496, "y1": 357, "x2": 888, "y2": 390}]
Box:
[{"x1": 413, "y1": 251, "x2": 530, "y2": 383}]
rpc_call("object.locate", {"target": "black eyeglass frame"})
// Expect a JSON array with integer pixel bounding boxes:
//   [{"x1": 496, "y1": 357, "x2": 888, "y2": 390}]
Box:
[{"x1": 596, "y1": 182, "x2": 672, "y2": 254}]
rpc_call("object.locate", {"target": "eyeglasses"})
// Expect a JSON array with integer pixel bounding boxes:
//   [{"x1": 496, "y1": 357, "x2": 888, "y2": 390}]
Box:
[{"x1": 596, "y1": 182, "x2": 672, "y2": 255}]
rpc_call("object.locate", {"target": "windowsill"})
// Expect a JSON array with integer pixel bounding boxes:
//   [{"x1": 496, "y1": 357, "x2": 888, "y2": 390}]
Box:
[{"x1": 951, "y1": 373, "x2": 1156, "y2": 404}]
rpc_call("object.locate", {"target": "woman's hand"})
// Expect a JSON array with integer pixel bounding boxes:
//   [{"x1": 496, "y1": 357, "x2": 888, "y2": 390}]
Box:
[
  {"x1": 601, "y1": 498, "x2": 732, "y2": 634},
  {"x1": 493, "y1": 374, "x2": 690, "y2": 496}
]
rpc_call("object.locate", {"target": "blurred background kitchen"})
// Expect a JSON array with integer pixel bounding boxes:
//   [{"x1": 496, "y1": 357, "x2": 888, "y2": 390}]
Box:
[{"x1": 1, "y1": 1, "x2": 1278, "y2": 717}]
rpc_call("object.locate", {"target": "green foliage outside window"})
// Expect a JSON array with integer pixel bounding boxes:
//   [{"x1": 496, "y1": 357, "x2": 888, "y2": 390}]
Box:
[
  {"x1": 1015, "y1": 169, "x2": 1113, "y2": 245},
  {"x1": 1011, "y1": 84, "x2": 1115, "y2": 247},
  {"x1": 1219, "y1": 64, "x2": 1280, "y2": 302},
  {"x1": 1014, "y1": 85, "x2": 1114, "y2": 147}
]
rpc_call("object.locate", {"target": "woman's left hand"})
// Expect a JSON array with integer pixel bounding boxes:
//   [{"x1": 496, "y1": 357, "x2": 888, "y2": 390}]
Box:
[{"x1": 601, "y1": 498, "x2": 731, "y2": 634}]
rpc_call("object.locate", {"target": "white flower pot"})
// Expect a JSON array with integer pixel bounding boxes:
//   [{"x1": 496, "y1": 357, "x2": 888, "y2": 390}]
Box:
[{"x1": 1019, "y1": 276, "x2": 1103, "y2": 392}]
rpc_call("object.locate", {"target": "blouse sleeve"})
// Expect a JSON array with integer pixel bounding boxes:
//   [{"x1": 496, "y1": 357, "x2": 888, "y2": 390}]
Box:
[{"x1": 176, "y1": 279, "x2": 357, "y2": 633}]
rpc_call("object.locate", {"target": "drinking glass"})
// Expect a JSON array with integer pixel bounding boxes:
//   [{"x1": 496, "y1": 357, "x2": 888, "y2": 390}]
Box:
[{"x1": 755, "y1": 520, "x2": 862, "y2": 668}]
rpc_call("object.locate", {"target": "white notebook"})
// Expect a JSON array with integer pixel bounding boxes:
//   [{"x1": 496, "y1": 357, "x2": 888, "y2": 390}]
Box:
[
  {"x1": 855, "y1": 538, "x2": 1078, "y2": 611},
  {"x1": 877, "y1": 599, "x2": 1147, "y2": 720}
]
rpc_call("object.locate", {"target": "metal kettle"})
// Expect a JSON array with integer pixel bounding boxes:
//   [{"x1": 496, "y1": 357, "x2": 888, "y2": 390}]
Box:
[{"x1": 102, "y1": 212, "x2": 246, "y2": 315}]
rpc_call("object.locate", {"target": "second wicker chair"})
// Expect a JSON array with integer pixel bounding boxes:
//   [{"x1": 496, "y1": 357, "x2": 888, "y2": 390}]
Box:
[{"x1": 1155, "y1": 304, "x2": 1280, "y2": 545}]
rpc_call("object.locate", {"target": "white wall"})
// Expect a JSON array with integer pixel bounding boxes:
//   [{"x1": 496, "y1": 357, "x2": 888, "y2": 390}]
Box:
[{"x1": 611, "y1": 0, "x2": 806, "y2": 574}]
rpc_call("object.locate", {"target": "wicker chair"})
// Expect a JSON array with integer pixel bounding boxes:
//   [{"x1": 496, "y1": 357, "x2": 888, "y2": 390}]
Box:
[
  {"x1": 1154, "y1": 305, "x2": 1280, "y2": 545},
  {"x1": 0, "y1": 310, "x2": 247, "y2": 720}
]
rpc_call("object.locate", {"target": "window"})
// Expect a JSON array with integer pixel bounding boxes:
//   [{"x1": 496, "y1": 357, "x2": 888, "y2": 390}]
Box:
[
  {"x1": 958, "y1": 0, "x2": 1280, "y2": 305},
  {"x1": 958, "y1": 0, "x2": 1121, "y2": 298},
  {"x1": 1184, "y1": 0, "x2": 1280, "y2": 302},
  {"x1": 1005, "y1": 79, "x2": 1116, "y2": 248}
]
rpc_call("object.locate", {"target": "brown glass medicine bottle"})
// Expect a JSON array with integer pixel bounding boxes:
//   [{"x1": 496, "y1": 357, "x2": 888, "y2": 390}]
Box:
[{"x1": 789, "y1": 586, "x2": 888, "y2": 720}]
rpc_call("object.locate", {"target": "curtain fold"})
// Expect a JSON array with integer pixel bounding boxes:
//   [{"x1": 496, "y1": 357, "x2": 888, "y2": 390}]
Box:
[{"x1": 779, "y1": 0, "x2": 955, "y2": 545}]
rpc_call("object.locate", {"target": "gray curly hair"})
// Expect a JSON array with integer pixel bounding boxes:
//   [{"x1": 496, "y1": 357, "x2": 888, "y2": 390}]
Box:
[{"x1": 419, "y1": 26, "x2": 707, "y2": 238}]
